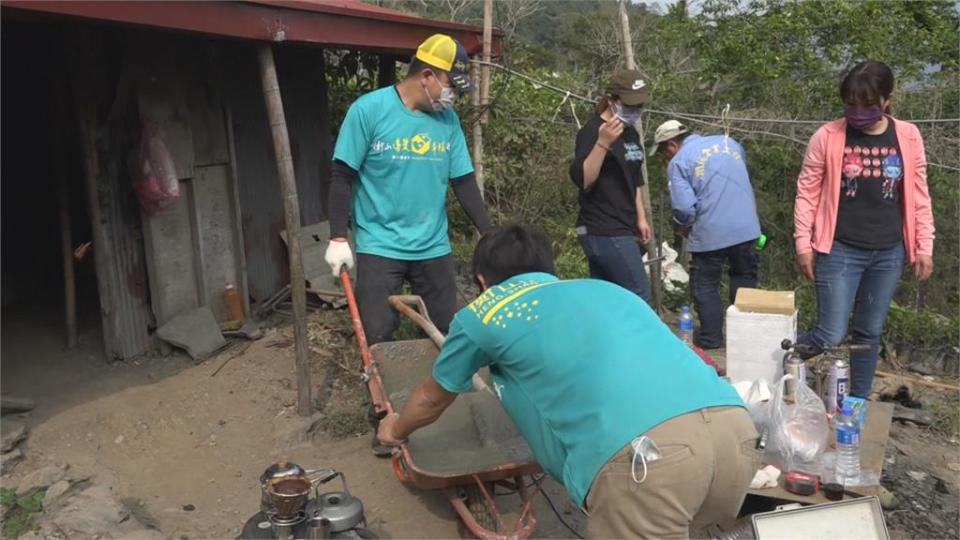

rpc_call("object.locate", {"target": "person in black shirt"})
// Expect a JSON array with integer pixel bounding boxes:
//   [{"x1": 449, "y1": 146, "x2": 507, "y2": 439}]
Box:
[
  {"x1": 569, "y1": 70, "x2": 653, "y2": 303},
  {"x1": 835, "y1": 121, "x2": 904, "y2": 248}
]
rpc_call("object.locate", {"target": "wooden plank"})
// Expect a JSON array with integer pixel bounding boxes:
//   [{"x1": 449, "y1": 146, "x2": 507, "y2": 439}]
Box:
[
  {"x1": 747, "y1": 401, "x2": 894, "y2": 503},
  {"x1": 224, "y1": 105, "x2": 251, "y2": 316},
  {"x1": 193, "y1": 165, "x2": 242, "y2": 321},
  {"x1": 186, "y1": 75, "x2": 230, "y2": 166}
]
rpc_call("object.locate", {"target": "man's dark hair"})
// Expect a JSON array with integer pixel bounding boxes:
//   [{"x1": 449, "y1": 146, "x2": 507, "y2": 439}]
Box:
[
  {"x1": 840, "y1": 61, "x2": 894, "y2": 107},
  {"x1": 657, "y1": 131, "x2": 692, "y2": 154},
  {"x1": 407, "y1": 57, "x2": 436, "y2": 79},
  {"x1": 472, "y1": 224, "x2": 555, "y2": 287}
]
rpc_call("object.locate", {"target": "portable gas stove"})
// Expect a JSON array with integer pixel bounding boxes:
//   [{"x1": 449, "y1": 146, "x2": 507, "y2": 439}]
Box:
[{"x1": 238, "y1": 462, "x2": 376, "y2": 540}]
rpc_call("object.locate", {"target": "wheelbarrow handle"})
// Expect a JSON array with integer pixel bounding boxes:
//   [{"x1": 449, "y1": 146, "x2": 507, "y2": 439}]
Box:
[
  {"x1": 388, "y1": 294, "x2": 494, "y2": 397},
  {"x1": 340, "y1": 269, "x2": 392, "y2": 415},
  {"x1": 388, "y1": 295, "x2": 445, "y2": 348}
]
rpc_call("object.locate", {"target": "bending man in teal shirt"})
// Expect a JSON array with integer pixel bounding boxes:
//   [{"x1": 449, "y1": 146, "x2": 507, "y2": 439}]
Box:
[{"x1": 378, "y1": 224, "x2": 760, "y2": 539}]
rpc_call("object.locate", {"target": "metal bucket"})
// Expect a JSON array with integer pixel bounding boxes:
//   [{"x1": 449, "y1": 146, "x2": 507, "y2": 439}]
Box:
[{"x1": 266, "y1": 477, "x2": 312, "y2": 518}]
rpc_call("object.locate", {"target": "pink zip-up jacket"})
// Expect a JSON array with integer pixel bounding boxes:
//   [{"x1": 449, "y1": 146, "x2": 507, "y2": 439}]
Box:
[{"x1": 794, "y1": 117, "x2": 935, "y2": 264}]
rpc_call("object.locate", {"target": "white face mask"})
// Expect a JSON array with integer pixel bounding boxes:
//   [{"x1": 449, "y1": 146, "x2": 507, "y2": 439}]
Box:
[
  {"x1": 612, "y1": 101, "x2": 643, "y2": 125},
  {"x1": 422, "y1": 71, "x2": 456, "y2": 112}
]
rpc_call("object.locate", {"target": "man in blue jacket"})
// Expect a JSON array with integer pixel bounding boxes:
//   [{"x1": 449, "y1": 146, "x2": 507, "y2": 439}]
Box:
[
  {"x1": 652, "y1": 120, "x2": 762, "y2": 349},
  {"x1": 377, "y1": 224, "x2": 759, "y2": 538}
]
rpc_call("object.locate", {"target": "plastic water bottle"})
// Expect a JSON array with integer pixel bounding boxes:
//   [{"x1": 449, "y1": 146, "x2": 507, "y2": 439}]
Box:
[
  {"x1": 835, "y1": 405, "x2": 861, "y2": 484},
  {"x1": 678, "y1": 306, "x2": 694, "y2": 347}
]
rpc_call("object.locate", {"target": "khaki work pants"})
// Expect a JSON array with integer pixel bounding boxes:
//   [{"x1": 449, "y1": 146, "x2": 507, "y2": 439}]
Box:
[{"x1": 586, "y1": 406, "x2": 761, "y2": 540}]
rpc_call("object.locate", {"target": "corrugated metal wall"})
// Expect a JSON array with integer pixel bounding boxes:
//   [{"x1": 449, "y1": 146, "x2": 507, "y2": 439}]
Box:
[
  {"x1": 222, "y1": 44, "x2": 330, "y2": 303},
  {"x1": 99, "y1": 153, "x2": 155, "y2": 359}
]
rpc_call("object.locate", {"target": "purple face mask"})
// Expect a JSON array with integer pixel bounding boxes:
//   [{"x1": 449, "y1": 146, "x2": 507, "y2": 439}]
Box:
[{"x1": 844, "y1": 104, "x2": 884, "y2": 131}]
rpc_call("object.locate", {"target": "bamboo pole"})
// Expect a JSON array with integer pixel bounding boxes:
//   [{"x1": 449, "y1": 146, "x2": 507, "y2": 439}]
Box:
[
  {"x1": 475, "y1": 0, "x2": 493, "y2": 197},
  {"x1": 875, "y1": 370, "x2": 960, "y2": 392},
  {"x1": 481, "y1": 0, "x2": 492, "y2": 124},
  {"x1": 258, "y1": 44, "x2": 312, "y2": 417},
  {"x1": 618, "y1": 0, "x2": 663, "y2": 313},
  {"x1": 471, "y1": 58, "x2": 485, "y2": 200}
]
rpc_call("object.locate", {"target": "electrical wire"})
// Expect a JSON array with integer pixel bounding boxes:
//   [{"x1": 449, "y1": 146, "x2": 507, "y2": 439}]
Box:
[
  {"x1": 472, "y1": 60, "x2": 960, "y2": 125},
  {"x1": 468, "y1": 61, "x2": 960, "y2": 171},
  {"x1": 534, "y1": 475, "x2": 585, "y2": 540}
]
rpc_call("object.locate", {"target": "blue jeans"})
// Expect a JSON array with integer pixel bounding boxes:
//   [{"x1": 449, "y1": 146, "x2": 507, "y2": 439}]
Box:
[
  {"x1": 579, "y1": 234, "x2": 652, "y2": 304},
  {"x1": 690, "y1": 239, "x2": 759, "y2": 348},
  {"x1": 797, "y1": 242, "x2": 905, "y2": 398}
]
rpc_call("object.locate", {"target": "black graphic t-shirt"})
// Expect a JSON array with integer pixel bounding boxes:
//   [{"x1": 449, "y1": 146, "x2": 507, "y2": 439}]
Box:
[
  {"x1": 835, "y1": 121, "x2": 904, "y2": 250},
  {"x1": 569, "y1": 115, "x2": 646, "y2": 237}
]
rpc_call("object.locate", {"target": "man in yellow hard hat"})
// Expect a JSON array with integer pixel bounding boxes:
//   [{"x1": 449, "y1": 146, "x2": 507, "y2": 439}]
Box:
[{"x1": 325, "y1": 34, "x2": 492, "y2": 455}]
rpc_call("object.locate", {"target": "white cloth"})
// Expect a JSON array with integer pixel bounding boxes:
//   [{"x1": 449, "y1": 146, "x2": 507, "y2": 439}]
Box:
[
  {"x1": 749, "y1": 464, "x2": 781, "y2": 489},
  {"x1": 324, "y1": 240, "x2": 354, "y2": 276}
]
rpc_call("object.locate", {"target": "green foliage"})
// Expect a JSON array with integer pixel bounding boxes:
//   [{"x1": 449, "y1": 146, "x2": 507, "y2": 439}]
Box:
[
  {"x1": 886, "y1": 302, "x2": 960, "y2": 349},
  {"x1": 348, "y1": 0, "x2": 959, "y2": 345},
  {"x1": 930, "y1": 397, "x2": 960, "y2": 438},
  {"x1": 1, "y1": 487, "x2": 44, "y2": 539}
]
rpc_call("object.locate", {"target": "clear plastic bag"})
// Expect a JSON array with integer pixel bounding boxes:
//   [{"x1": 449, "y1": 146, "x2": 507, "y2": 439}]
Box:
[
  {"x1": 130, "y1": 123, "x2": 179, "y2": 215},
  {"x1": 742, "y1": 378, "x2": 772, "y2": 433},
  {"x1": 765, "y1": 374, "x2": 829, "y2": 471}
]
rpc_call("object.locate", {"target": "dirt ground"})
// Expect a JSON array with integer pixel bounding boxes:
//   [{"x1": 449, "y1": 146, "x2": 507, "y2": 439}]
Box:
[
  {"x1": 2, "y1": 306, "x2": 958, "y2": 539},
  {"x1": 2, "y1": 309, "x2": 585, "y2": 539}
]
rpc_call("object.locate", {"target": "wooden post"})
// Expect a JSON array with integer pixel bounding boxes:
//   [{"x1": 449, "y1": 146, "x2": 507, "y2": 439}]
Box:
[
  {"x1": 471, "y1": 58, "x2": 484, "y2": 200},
  {"x1": 71, "y1": 74, "x2": 116, "y2": 345},
  {"x1": 474, "y1": 0, "x2": 493, "y2": 198},
  {"x1": 481, "y1": 0, "x2": 493, "y2": 125},
  {"x1": 258, "y1": 44, "x2": 312, "y2": 417},
  {"x1": 51, "y1": 86, "x2": 78, "y2": 349},
  {"x1": 618, "y1": 0, "x2": 663, "y2": 313},
  {"x1": 618, "y1": 0, "x2": 636, "y2": 73},
  {"x1": 57, "y1": 169, "x2": 78, "y2": 348}
]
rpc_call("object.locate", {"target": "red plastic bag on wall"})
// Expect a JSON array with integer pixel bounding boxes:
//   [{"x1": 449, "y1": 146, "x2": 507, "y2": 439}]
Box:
[{"x1": 131, "y1": 123, "x2": 179, "y2": 215}]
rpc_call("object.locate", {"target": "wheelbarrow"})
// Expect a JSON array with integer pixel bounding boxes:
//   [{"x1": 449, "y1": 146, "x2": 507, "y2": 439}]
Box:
[{"x1": 340, "y1": 270, "x2": 542, "y2": 539}]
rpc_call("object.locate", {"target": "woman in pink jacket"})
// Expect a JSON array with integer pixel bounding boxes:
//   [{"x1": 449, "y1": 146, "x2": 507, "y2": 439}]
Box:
[{"x1": 794, "y1": 61, "x2": 935, "y2": 399}]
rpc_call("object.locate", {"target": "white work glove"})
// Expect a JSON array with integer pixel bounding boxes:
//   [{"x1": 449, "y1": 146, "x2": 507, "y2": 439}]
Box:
[{"x1": 324, "y1": 239, "x2": 354, "y2": 277}]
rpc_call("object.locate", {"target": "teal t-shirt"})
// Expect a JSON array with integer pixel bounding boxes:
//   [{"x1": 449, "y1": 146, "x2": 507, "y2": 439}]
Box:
[
  {"x1": 432, "y1": 273, "x2": 744, "y2": 506},
  {"x1": 333, "y1": 86, "x2": 474, "y2": 260}
]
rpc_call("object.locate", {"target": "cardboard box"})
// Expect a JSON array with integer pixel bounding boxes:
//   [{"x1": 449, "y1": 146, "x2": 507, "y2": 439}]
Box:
[
  {"x1": 734, "y1": 288, "x2": 796, "y2": 315},
  {"x1": 726, "y1": 305, "x2": 798, "y2": 386}
]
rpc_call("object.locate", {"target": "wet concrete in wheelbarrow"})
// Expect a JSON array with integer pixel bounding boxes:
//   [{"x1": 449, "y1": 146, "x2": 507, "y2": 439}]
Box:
[{"x1": 374, "y1": 339, "x2": 536, "y2": 477}]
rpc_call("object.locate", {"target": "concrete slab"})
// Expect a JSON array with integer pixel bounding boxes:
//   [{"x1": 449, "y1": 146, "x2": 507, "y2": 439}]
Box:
[
  {"x1": 156, "y1": 307, "x2": 226, "y2": 361},
  {"x1": 141, "y1": 188, "x2": 200, "y2": 327},
  {"x1": 280, "y1": 222, "x2": 354, "y2": 306},
  {"x1": 194, "y1": 165, "x2": 242, "y2": 321}
]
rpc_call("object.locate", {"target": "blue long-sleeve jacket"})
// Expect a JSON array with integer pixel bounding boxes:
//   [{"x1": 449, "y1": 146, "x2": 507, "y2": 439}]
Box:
[{"x1": 668, "y1": 134, "x2": 761, "y2": 252}]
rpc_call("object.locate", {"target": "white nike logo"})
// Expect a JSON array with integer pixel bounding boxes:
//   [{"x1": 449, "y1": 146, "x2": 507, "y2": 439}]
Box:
[{"x1": 632, "y1": 80, "x2": 645, "y2": 90}]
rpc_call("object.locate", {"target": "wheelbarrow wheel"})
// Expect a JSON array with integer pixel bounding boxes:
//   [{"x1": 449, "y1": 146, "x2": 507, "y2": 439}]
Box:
[{"x1": 456, "y1": 482, "x2": 499, "y2": 539}]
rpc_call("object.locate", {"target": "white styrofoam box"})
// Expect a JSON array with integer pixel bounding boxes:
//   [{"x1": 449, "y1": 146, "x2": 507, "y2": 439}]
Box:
[{"x1": 726, "y1": 305, "x2": 797, "y2": 386}]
